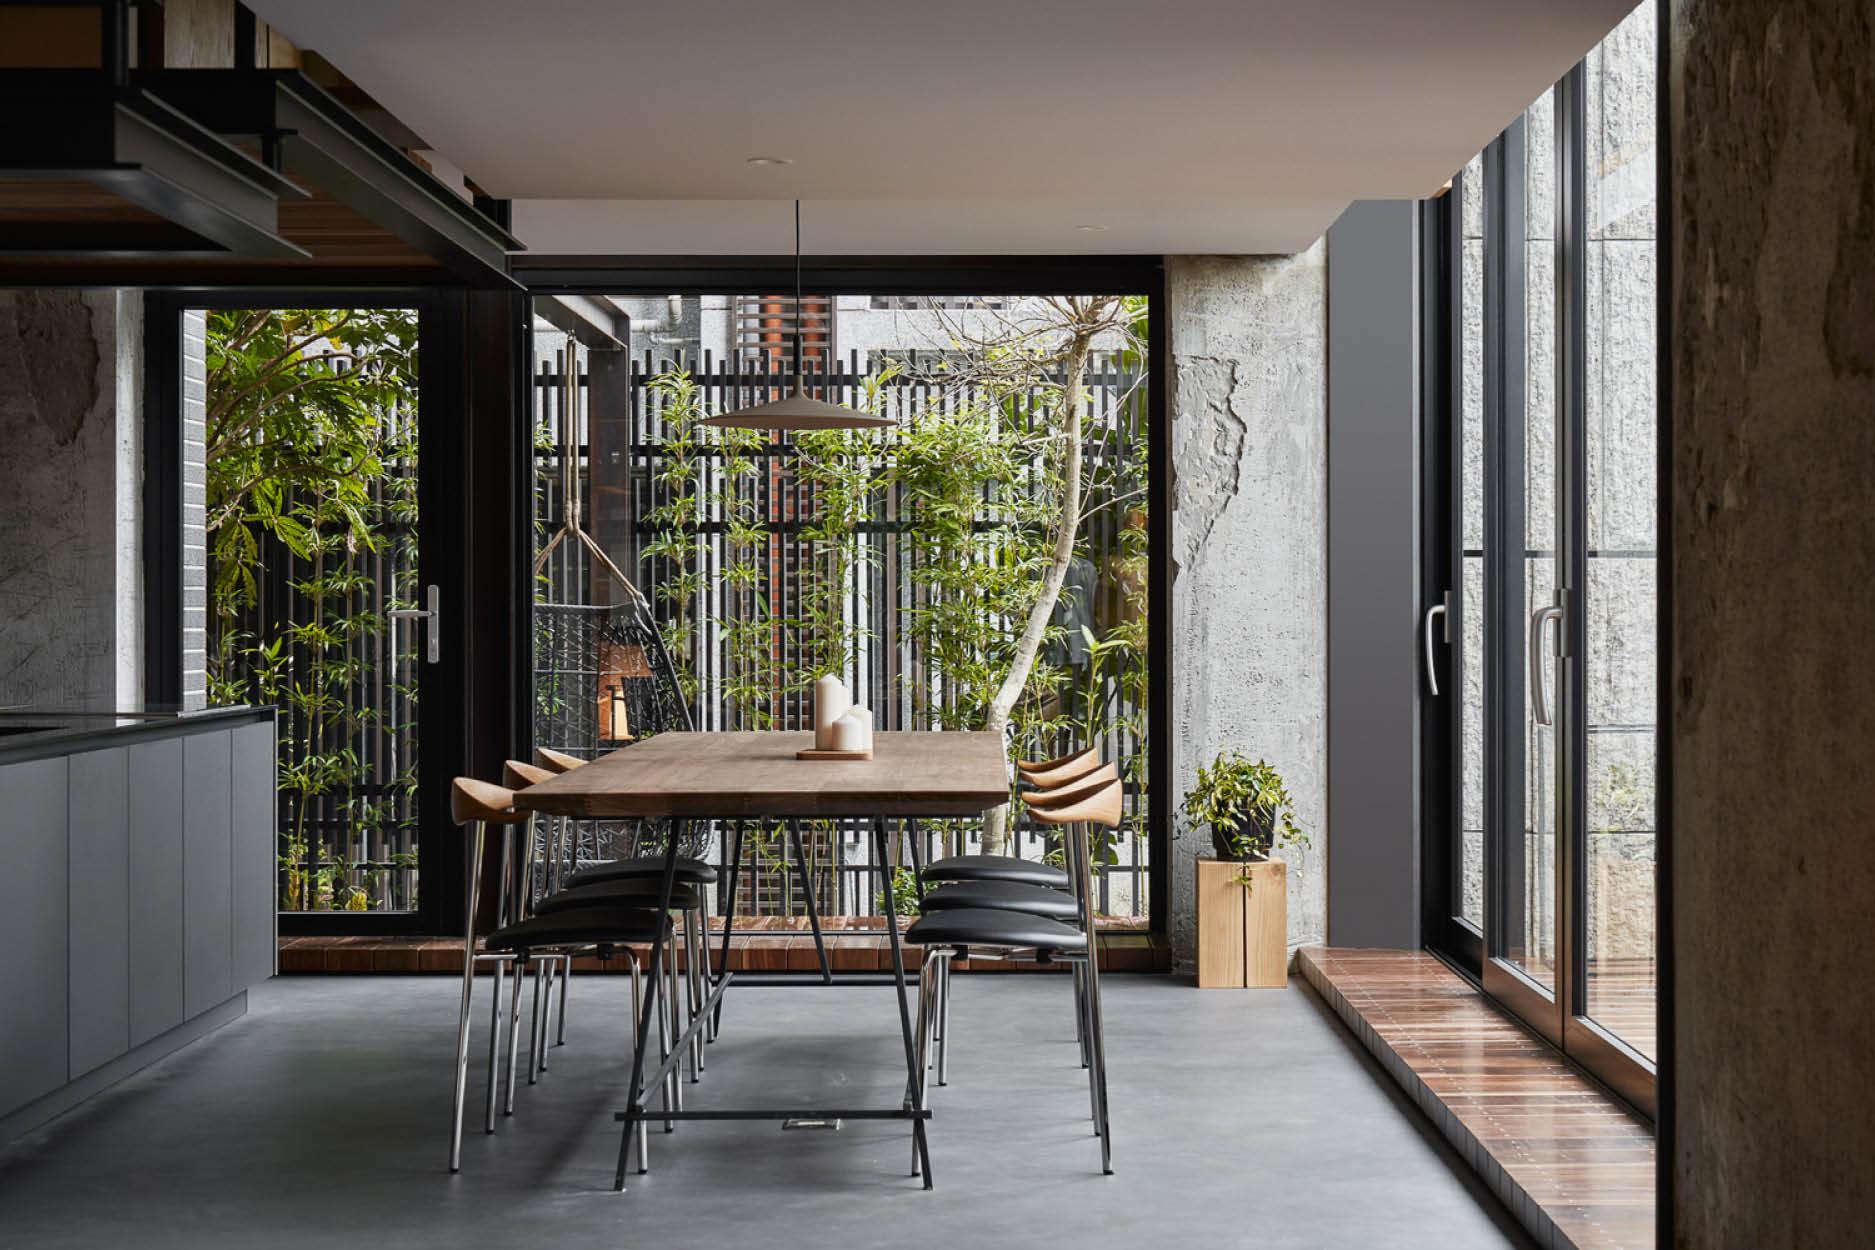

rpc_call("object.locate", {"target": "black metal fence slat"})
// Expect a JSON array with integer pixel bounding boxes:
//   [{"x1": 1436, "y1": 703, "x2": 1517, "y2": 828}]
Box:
[{"x1": 526, "y1": 335, "x2": 1152, "y2": 922}]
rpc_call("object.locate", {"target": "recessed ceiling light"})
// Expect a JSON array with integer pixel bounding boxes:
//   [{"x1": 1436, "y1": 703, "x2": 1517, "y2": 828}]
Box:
[
  {"x1": 746, "y1": 156, "x2": 793, "y2": 166},
  {"x1": 1075, "y1": 224, "x2": 1108, "y2": 232}
]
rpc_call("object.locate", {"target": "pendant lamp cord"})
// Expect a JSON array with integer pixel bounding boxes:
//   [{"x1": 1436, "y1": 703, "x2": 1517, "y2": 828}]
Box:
[{"x1": 793, "y1": 198, "x2": 803, "y2": 389}]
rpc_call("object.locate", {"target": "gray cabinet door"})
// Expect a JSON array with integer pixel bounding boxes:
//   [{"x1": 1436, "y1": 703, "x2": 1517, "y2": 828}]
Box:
[
  {"x1": 231, "y1": 720, "x2": 276, "y2": 990},
  {"x1": 67, "y1": 748, "x2": 130, "y2": 1077},
  {"x1": 182, "y1": 730, "x2": 234, "y2": 1019},
  {"x1": 128, "y1": 738, "x2": 185, "y2": 1046},
  {"x1": 0, "y1": 758, "x2": 70, "y2": 1117}
]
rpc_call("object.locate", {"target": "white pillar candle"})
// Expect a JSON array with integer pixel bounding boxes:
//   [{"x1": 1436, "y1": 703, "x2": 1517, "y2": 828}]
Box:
[
  {"x1": 814, "y1": 674, "x2": 850, "y2": 749},
  {"x1": 830, "y1": 711, "x2": 867, "y2": 753},
  {"x1": 845, "y1": 705, "x2": 874, "y2": 750}
]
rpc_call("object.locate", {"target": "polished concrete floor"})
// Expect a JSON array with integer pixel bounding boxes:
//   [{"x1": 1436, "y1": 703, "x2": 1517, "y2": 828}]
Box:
[{"x1": 0, "y1": 973, "x2": 1531, "y2": 1249}]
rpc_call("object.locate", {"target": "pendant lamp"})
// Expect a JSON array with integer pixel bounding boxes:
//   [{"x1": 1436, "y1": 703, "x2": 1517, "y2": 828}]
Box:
[{"x1": 700, "y1": 201, "x2": 890, "y2": 430}]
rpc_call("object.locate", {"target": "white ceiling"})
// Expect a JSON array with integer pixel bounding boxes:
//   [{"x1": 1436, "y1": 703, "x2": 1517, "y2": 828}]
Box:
[{"x1": 249, "y1": 0, "x2": 1638, "y2": 255}]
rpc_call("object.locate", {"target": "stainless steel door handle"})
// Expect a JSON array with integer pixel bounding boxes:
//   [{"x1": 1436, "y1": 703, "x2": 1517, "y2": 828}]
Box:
[
  {"x1": 1529, "y1": 598, "x2": 1563, "y2": 726},
  {"x1": 1423, "y1": 591, "x2": 1452, "y2": 697},
  {"x1": 388, "y1": 583, "x2": 441, "y2": 664}
]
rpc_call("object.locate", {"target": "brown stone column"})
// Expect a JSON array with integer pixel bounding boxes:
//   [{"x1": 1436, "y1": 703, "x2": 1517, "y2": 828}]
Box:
[{"x1": 1669, "y1": 2, "x2": 1875, "y2": 1243}]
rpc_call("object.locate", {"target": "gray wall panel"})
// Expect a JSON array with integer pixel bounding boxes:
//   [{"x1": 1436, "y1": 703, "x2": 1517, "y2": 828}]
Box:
[
  {"x1": 1326, "y1": 200, "x2": 1423, "y2": 949},
  {"x1": 67, "y1": 748, "x2": 130, "y2": 1077},
  {"x1": 230, "y1": 720, "x2": 276, "y2": 989},
  {"x1": 127, "y1": 738, "x2": 185, "y2": 1045},
  {"x1": 182, "y1": 730, "x2": 233, "y2": 1019},
  {"x1": 0, "y1": 758, "x2": 70, "y2": 1116}
]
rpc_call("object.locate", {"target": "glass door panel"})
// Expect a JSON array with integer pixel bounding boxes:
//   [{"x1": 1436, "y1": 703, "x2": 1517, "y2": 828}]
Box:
[
  {"x1": 1457, "y1": 153, "x2": 1487, "y2": 933},
  {"x1": 199, "y1": 304, "x2": 440, "y2": 929},
  {"x1": 1581, "y1": 0, "x2": 1659, "y2": 1063},
  {"x1": 1512, "y1": 86, "x2": 1562, "y2": 991}
]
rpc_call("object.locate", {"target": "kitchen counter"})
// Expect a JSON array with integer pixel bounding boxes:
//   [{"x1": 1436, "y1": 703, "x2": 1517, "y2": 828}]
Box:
[{"x1": 0, "y1": 705, "x2": 277, "y2": 1141}]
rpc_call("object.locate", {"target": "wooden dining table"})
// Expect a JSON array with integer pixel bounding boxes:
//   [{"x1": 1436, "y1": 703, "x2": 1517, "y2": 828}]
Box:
[{"x1": 510, "y1": 729, "x2": 1009, "y2": 1190}]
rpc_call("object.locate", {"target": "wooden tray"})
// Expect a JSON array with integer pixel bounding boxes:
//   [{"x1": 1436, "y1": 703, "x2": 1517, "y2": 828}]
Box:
[{"x1": 796, "y1": 747, "x2": 873, "y2": 761}]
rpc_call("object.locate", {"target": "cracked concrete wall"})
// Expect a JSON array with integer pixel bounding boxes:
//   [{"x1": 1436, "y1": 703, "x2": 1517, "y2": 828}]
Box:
[
  {"x1": 1669, "y1": 1, "x2": 1875, "y2": 1244},
  {"x1": 1168, "y1": 248, "x2": 1328, "y2": 970},
  {"x1": 0, "y1": 290, "x2": 143, "y2": 709}
]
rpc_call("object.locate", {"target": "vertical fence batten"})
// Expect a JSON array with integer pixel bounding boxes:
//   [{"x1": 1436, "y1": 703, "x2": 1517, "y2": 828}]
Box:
[{"x1": 529, "y1": 335, "x2": 1151, "y2": 923}]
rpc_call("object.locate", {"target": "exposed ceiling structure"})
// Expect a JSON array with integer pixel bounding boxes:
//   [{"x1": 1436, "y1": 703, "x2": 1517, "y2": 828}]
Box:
[{"x1": 246, "y1": 0, "x2": 1639, "y2": 256}]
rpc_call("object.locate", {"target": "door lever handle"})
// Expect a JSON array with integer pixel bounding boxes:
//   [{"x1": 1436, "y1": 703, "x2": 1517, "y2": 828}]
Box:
[
  {"x1": 1529, "y1": 598, "x2": 1563, "y2": 726},
  {"x1": 1423, "y1": 592, "x2": 1452, "y2": 697},
  {"x1": 388, "y1": 583, "x2": 441, "y2": 664}
]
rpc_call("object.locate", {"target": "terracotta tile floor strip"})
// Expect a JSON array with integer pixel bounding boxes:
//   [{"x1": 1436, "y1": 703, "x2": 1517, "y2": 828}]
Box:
[{"x1": 1297, "y1": 946, "x2": 1654, "y2": 1250}]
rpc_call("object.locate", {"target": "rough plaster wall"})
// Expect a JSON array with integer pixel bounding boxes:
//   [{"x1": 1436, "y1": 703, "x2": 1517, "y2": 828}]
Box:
[
  {"x1": 0, "y1": 290, "x2": 141, "y2": 709},
  {"x1": 1168, "y1": 248, "x2": 1328, "y2": 970},
  {"x1": 1670, "y1": 2, "x2": 1875, "y2": 1245}
]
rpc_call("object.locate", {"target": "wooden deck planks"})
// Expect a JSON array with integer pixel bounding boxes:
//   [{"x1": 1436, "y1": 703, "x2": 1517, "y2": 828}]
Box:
[{"x1": 1297, "y1": 946, "x2": 1654, "y2": 1250}]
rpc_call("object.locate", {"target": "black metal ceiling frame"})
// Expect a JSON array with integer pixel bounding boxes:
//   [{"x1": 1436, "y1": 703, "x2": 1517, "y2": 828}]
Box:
[
  {"x1": 0, "y1": 72, "x2": 306, "y2": 259},
  {"x1": 141, "y1": 69, "x2": 524, "y2": 288}
]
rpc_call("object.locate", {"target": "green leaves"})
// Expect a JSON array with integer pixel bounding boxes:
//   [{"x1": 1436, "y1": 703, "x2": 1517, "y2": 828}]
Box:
[
  {"x1": 205, "y1": 307, "x2": 421, "y2": 914},
  {"x1": 1183, "y1": 750, "x2": 1309, "y2": 860}
]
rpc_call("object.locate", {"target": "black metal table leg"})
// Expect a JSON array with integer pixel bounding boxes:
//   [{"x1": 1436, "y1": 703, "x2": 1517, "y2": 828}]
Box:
[
  {"x1": 713, "y1": 820, "x2": 744, "y2": 1032},
  {"x1": 874, "y1": 816, "x2": 934, "y2": 1187},
  {"x1": 614, "y1": 818, "x2": 684, "y2": 1190},
  {"x1": 789, "y1": 819, "x2": 833, "y2": 983},
  {"x1": 907, "y1": 817, "x2": 926, "y2": 902}
]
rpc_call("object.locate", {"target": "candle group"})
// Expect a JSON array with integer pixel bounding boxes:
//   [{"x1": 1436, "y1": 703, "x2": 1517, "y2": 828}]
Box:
[{"x1": 814, "y1": 676, "x2": 874, "y2": 753}]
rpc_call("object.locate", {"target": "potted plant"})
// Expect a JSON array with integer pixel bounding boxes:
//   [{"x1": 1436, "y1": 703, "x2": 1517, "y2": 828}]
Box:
[
  {"x1": 1184, "y1": 750, "x2": 1308, "y2": 863},
  {"x1": 1184, "y1": 750, "x2": 1309, "y2": 988}
]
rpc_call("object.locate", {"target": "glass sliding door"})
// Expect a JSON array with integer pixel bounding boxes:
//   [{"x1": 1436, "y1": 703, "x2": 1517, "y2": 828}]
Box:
[
  {"x1": 1425, "y1": 0, "x2": 1658, "y2": 1113},
  {"x1": 1580, "y1": 0, "x2": 1660, "y2": 1066}
]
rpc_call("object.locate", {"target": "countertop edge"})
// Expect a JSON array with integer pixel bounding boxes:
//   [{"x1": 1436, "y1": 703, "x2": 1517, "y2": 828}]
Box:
[{"x1": 0, "y1": 706, "x2": 277, "y2": 766}]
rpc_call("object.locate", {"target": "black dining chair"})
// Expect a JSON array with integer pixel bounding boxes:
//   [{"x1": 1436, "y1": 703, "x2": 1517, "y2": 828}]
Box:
[
  {"x1": 915, "y1": 762, "x2": 1118, "y2": 1083},
  {"x1": 447, "y1": 776, "x2": 672, "y2": 1174},
  {"x1": 904, "y1": 776, "x2": 1120, "y2": 1175}
]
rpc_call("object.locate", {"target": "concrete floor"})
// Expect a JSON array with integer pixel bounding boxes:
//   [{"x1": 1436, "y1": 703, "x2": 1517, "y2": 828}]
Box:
[{"x1": 0, "y1": 973, "x2": 1530, "y2": 1249}]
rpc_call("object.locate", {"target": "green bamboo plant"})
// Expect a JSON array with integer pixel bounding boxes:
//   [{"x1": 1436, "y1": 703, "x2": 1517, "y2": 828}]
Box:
[{"x1": 204, "y1": 307, "x2": 420, "y2": 913}]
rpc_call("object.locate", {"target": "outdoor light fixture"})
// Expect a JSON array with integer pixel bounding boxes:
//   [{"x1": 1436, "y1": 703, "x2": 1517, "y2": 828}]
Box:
[{"x1": 700, "y1": 200, "x2": 890, "y2": 432}]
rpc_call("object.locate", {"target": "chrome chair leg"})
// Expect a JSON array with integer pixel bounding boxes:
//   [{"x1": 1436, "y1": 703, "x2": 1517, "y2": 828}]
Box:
[
  {"x1": 503, "y1": 953, "x2": 526, "y2": 1114},
  {"x1": 937, "y1": 955, "x2": 952, "y2": 1086},
  {"x1": 683, "y1": 908, "x2": 705, "y2": 1077},
  {"x1": 448, "y1": 953, "x2": 481, "y2": 1164},
  {"x1": 627, "y1": 950, "x2": 649, "y2": 1174},
  {"x1": 911, "y1": 947, "x2": 942, "y2": 1178},
  {"x1": 527, "y1": 956, "x2": 546, "y2": 1084},
  {"x1": 655, "y1": 938, "x2": 677, "y2": 1131},
  {"x1": 484, "y1": 955, "x2": 505, "y2": 1134},
  {"x1": 555, "y1": 954, "x2": 569, "y2": 1047}
]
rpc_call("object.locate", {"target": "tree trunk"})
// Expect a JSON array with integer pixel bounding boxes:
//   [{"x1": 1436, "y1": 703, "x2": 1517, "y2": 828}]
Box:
[{"x1": 980, "y1": 329, "x2": 1091, "y2": 854}]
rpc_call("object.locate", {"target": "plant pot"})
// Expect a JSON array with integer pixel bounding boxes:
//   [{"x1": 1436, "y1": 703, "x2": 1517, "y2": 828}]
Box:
[
  {"x1": 1194, "y1": 857, "x2": 1288, "y2": 989},
  {"x1": 1209, "y1": 809, "x2": 1275, "y2": 862}
]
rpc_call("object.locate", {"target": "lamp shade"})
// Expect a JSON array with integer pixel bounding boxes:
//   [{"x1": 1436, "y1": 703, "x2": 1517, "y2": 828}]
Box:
[{"x1": 699, "y1": 380, "x2": 890, "y2": 431}]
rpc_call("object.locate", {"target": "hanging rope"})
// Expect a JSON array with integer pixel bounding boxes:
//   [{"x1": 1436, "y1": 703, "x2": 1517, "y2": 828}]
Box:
[{"x1": 531, "y1": 339, "x2": 648, "y2": 609}]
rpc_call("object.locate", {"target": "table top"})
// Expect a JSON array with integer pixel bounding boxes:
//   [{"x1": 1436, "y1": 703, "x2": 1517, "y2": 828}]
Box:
[{"x1": 511, "y1": 730, "x2": 1010, "y2": 819}]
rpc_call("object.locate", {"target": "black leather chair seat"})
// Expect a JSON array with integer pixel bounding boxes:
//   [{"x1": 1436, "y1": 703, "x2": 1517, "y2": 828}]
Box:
[
  {"x1": 921, "y1": 854, "x2": 1071, "y2": 891},
  {"x1": 920, "y1": 879, "x2": 1081, "y2": 922},
  {"x1": 536, "y1": 878, "x2": 705, "y2": 914},
  {"x1": 905, "y1": 907, "x2": 1087, "y2": 954},
  {"x1": 485, "y1": 906, "x2": 667, "y2": 954},
  {"x1": 565, "y1": 856, "x2": 719, "y2": 889}
]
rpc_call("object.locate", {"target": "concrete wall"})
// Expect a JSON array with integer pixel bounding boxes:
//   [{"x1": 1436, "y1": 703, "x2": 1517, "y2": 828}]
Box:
[
  {"x1": 1669, "y1": 1, "x2": 1875, "y2": 1244},
  {"x1": 1167, "y1": 248, "x2": 1328, "y2": 969},
  {"x1": 1324, "y1": 202, "x2": 1421, "y2": 949},
  {"x1": 0, "y1": 290, "x2": 142, "y2": 710}
]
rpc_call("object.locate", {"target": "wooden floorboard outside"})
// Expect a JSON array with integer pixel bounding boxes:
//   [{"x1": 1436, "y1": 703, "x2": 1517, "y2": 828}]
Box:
[{"x1": 1298, "y1": 946, "x2": 1655, "y2": 1250}]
